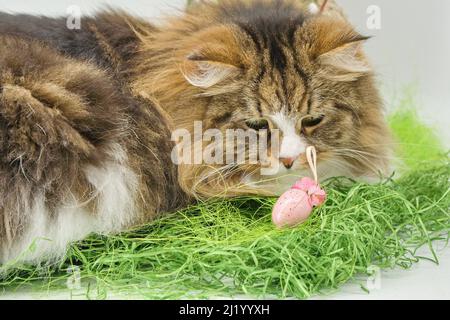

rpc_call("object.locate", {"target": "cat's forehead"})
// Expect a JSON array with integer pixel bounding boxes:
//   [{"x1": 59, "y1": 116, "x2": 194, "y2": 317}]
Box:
[{"x1": 248, "y1": 65, "x2": 310, "y2": 116}]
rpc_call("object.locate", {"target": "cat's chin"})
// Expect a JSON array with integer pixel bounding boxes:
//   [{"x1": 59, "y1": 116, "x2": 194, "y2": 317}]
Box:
[
  {"x1": 240, "y1": 164, "x2": 314, "y2": 196},
  {"x1": 240, "y1": 158, "x2": 376, "y2": 196}
]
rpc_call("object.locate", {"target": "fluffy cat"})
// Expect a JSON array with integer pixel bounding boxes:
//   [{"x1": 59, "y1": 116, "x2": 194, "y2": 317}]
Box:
[{"x1": 0, "y1": 0, "x2": 391, "y2": 264}]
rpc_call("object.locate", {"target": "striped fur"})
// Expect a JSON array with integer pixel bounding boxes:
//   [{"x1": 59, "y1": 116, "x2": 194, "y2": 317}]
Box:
[
  {"x1": 133, "y1": 0, "x2": 392, "y2": 197},
  {"x1": 0, "y1": 0, "x2": 392, "y2": 263}
]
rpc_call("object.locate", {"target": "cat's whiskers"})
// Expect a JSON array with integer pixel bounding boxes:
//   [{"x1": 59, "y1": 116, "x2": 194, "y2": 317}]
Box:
[
  {"x1": 319, "y1": 157, "x2": 353, "y2": 177},
  {"x1": 333, "y1": 147, "x2": 396, "y2": 160},
  {"x1": 330, "y1": 149, "x2": 385, "y2": 176}
]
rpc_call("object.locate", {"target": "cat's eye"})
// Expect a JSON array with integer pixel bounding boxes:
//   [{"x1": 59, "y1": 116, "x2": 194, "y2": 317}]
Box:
[
  {"x1": 301, "y1": 115, "x2": 325, "y2": 128},
  {"x1": 245, "y1": 118, "x2": 270, "y2": 131}
]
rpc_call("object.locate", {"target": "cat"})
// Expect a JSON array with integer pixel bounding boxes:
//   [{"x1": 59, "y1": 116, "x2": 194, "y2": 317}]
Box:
[{"x1": 0, "y1": 0, "x2": 391, "y2": 264}]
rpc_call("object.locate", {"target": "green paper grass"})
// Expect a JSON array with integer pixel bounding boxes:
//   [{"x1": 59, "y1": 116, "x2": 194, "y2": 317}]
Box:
[
  {"x1": 0, "y1": 107, "x2": 449, "y2": 299},
  {"x1": 388, "y1": 91, "x2": 445, "y2": 168}
]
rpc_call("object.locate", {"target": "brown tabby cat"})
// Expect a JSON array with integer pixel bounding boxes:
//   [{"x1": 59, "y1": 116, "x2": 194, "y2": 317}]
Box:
[{"x1": 0, "y1": 0, "x2": 391, "y2": 264}]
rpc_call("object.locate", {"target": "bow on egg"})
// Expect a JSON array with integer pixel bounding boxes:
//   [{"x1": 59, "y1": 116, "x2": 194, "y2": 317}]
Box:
[
  {"x1": 292, "y1": 177, "x2": 327, "y2": 207},
  {"x1": 272, "y1": 146, "x2": 327, "y2": 228}
]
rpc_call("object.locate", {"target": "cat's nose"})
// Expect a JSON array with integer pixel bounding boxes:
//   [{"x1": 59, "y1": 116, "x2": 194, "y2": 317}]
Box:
[{"x1": 280, "y1": 157, "x2": 295, "y2": 169}]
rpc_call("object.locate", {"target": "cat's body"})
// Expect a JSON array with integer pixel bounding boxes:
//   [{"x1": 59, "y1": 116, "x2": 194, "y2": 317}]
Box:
[
  {"x1": 0, "y1": 0, "x2": 391, "y2": 264},
  {"x1": 0, "y1": 12, "x2": 188, "y2": 263}
]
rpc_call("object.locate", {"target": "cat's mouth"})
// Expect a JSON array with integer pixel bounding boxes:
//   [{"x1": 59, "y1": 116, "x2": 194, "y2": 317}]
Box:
[
  {"x1": 241, "y1": 158, "x2": 317, "y2": 196},
  {"x1": 240, "y1": 151, "x2": 357, "y2": 195},
  {"x1": 259, "y1": 149, "x2": 326, "y2": 173}
]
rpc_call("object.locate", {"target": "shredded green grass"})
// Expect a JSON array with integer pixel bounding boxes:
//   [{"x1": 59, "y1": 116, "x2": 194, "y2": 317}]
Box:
[
  {"x1": 388, "y1": 90, "x2": 445, "y2": 168},
  {"x1": 0, "y1": 106, "x2": 449, "y2": 299}
]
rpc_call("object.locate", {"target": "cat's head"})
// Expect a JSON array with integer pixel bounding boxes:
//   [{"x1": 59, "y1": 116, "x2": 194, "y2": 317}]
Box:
[{"x1": 134, "y1": 0, "x2": 392, "y2": 197}]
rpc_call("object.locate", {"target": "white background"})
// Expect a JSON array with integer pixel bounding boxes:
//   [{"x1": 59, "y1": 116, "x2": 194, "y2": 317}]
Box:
[{"x1": 0, "y1": 0, "x2": 449, "y2": 300}]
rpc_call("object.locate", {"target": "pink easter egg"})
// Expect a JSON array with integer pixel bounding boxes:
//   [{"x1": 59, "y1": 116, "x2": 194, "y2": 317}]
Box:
[{"x1": 272, "y1": 189, "x2": 313, "y2": 228}]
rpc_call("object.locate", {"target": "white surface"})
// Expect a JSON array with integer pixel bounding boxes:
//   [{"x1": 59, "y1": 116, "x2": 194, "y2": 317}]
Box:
[
  {"x1": 314, "y1": 244, "x2": 450, "y2": 300},
  {"x1": 0, "y1": 0, "x2": 449, "y2": 300},
  {"x1": 338, "y1": 0, "x2": 450, "y2": 147}
]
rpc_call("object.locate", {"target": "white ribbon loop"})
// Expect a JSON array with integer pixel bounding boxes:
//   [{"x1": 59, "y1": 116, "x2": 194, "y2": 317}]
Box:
[
  {"x1": 320, "y1": 0, "x2": 329, "y2": 13},
  {"x1": 306, "y1": 146, "x2": 318, "y2": 183}
]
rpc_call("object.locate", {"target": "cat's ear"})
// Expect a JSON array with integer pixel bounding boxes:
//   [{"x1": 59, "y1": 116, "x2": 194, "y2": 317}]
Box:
[
  {"x1": 308, "y1": 17, "x2": 371, "y2": 81},
  {"x1": 181, "y1": 25, "x2": 244, "y2": 89},
  {"x1": 182, "y1": 53, "x2": 241, "y2": 89},
  {"x1": 317, "y1": 37, "x2": 371, "y2": 75}
]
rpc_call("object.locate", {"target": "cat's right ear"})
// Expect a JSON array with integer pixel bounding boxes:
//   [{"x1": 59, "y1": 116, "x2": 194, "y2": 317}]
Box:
[
  {"x1": 180, "y1": 25, "x2": 244, "y2": 89},
  {"x1": 181, "y1": 54, "x2": 241, "y2": 89}
]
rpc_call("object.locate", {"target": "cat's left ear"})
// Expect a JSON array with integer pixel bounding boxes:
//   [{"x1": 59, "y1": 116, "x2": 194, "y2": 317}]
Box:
[
  {"x1": 317, "y1": 36, "x2": 371, "y2": 76},
  {"x1": 307, "y1": 17, "x2": 372, "y2": 81}
]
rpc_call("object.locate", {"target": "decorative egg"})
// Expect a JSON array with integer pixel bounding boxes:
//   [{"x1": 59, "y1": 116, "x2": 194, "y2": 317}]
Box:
[
  {"x1": 272, "y1": 177, "x2": 327, "y2": 228},
  {"x1": 272, "y1": 188, "x2": 313, "y2": 228}
]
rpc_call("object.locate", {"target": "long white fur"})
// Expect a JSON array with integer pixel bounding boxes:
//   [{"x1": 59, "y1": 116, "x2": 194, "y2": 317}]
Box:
[
  {"x1": 318, "y1": 42, "x2": 371, "y2": 76},
  {"x1": 183, "y1": 61, "x2": 237, "y2": 89},
  {"x1": 1, "y1": 144, "x2": 139, "y2": 264}
]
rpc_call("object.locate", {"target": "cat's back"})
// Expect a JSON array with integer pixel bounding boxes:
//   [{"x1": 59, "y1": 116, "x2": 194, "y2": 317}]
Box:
[
  {"x1": 0, "y1": 10, "x2": 186, "y2": 264},
  {"x1": 0, "y1": 10, "x2": 147, "y2": 71}
]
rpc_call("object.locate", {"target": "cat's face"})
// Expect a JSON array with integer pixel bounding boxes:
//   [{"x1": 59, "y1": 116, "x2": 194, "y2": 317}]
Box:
[{"x1": 135, "y1": 0, "x2": 392, "y2": 197}]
